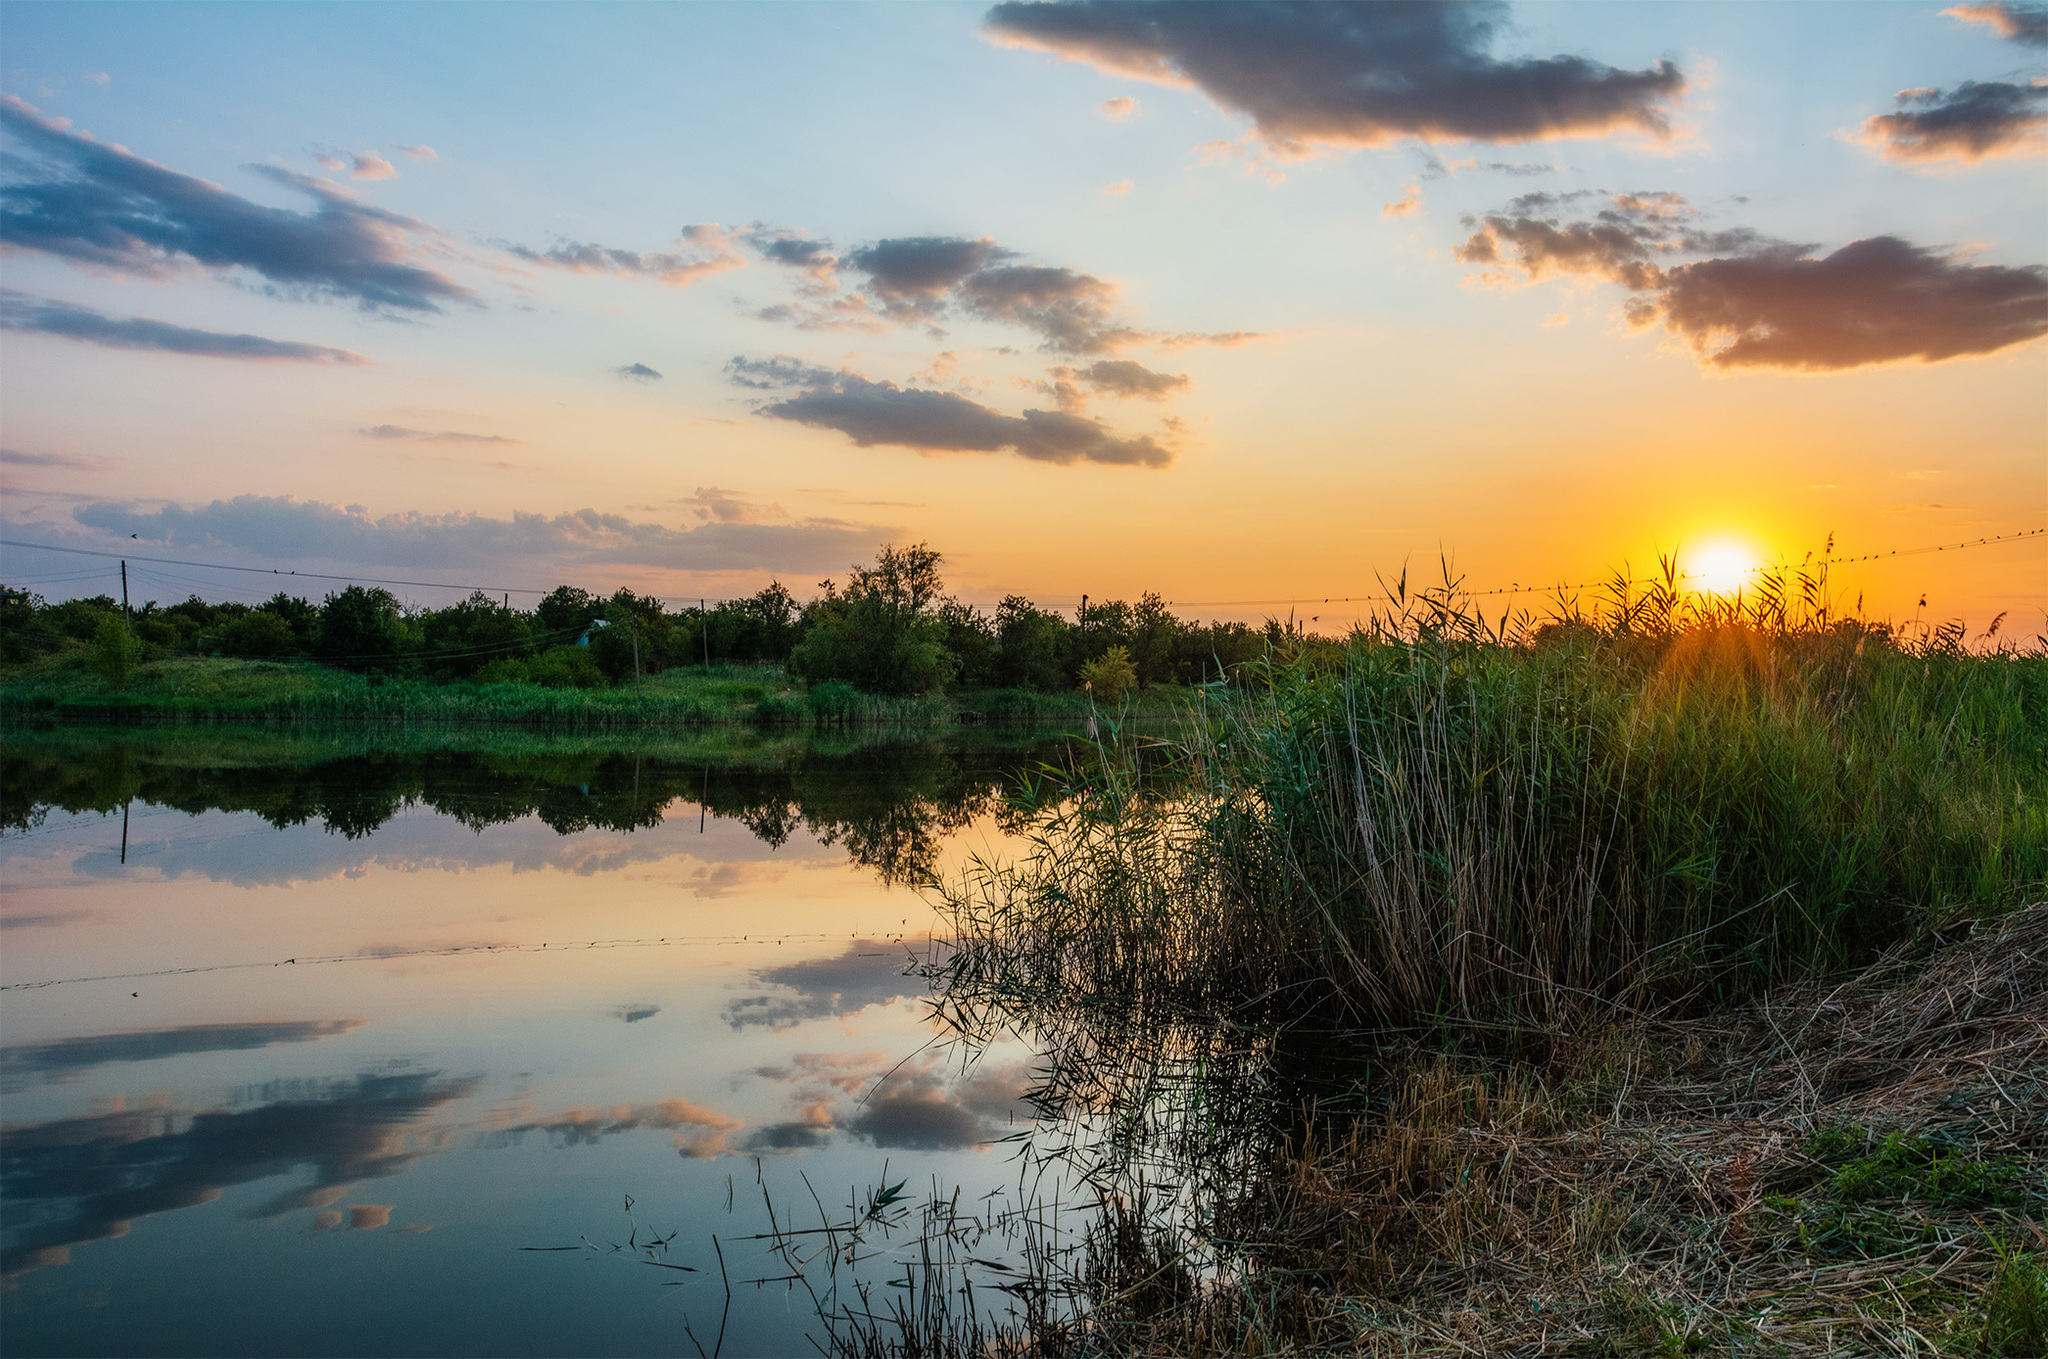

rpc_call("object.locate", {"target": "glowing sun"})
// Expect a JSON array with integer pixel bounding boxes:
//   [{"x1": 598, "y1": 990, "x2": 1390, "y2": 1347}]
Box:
[{"x1": 1687, "y1": 542, "x2": 1760, "y2": 595}]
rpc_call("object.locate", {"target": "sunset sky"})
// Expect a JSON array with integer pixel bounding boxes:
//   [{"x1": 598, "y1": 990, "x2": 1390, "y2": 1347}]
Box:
[{"x1": 2, "y1": 0, "x2": 2043, "y2": 629}]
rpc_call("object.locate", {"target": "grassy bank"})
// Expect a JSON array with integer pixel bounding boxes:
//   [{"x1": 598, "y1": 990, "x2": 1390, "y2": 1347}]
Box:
[
  {"x1": 0, "y1": 650, "x2": 1194, "y2": 729},
  {"x1": 907, "y1": 602, "x2": 2047, "y2": 1356}
]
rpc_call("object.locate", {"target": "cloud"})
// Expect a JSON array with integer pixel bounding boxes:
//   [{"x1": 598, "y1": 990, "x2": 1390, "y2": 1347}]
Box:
[
  {"x1": 1102, "y1": 178, "x2": 1133, "y2": 195},
  {"x1": 726, "y1": 354, "x2": 842, "y2": 390},
  {"x1": 983, "y1": 0, "x2": 1686, "y2": 150},
  {"x1": 1383, "y1": 183, "x2": 1423, "y2": 217},
  {"x1": 680, "y1": 486, "x2": 786, "y2": 524},
  {"x1": 1101, "y1": 95, "x2": 1139, "y2": 119},
  {"x1": 83, "y1": 72, "x2": 110, "y2": 87},
  {"x1": 617, "y1": 362, "x2": 662, "y2": 380},
  {"x1": 0, "y1": 448, "x2": 97, "y2": 469},
  {"x1": 0, "y1": 1072, "x2": 477, "y2": 1277},
  {"x1": 1, "y1": 290, "x2": 370, "y2": 364},
  {"x1": 392, "y1": 143, "x2": 439, "y2": 161},
  {"x1": 759, "y1": 233, "x2": 1184, "y2": 355},
  {"x1": 1059, "y1": 358, "x2": 1190, "y2": 399},
  {"x1": 56, "y1": 494, "x2": 886, "y2": 574},
  {"x1": 1858, "y1": 81, "x2": 2048, "y2": 162},
  {"x1": 745, "y1": 369, "x2": 1174, "y2": 467},
  {"x1": 723, "y1": 942, "x2": 922, "y2": 1030},
  {"x1": 358, "y1": 424, "x2": 514, "y2": 443},
  {"x1": 613, "y1": 1004, "x2": 661, "y2": 1023},
  {"x1": 509, "y1": 224, "x2": 743, "y2": 288},
  {"x1": 0, "y1": 1020, "x2": 365, "y2": 1093},
  {"x1": 1457, "y1": 191, "x2": 2048, "y2": 370},
  {"x1": 348, "y1": 1204, "x2": 393, "y2": 1229},
  {"x1": 742, "y1": 226, "x2": 839, "y2": 292},
  {"x1": 1942, "y1": 1, "x2": 2048, "y2": 44},
  {"x1": 0, "y1": 95, "x2": 471, "y2": 312},
  {"x1": 746, "y1": 1121, "x2": 829, "y2": 1151},
  {"x1": 347, "y1": 151, "x2": 396, "y2": 180},
  {"x1": 957, "y1": 263, "x2": 1145, "y2": 353}
]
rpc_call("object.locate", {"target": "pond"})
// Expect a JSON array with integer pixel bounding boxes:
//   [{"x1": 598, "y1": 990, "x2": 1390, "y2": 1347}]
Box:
[{"x1": 0, "y1": 726, "x2": 1095, "y2": 1358}]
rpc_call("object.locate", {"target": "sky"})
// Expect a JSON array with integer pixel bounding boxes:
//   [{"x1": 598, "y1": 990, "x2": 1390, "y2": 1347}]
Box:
[{"x1": 1, "y1": 0, "x2": 2043, "y2": 630}]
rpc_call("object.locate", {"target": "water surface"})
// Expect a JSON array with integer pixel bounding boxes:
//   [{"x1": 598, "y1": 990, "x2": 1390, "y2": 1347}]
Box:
[{"x1": 1, "y1": 727, "x2": 1073, "y2": 1357}]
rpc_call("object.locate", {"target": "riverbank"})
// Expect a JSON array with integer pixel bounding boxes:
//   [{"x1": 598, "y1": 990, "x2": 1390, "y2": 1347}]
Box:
[{"x1": 0, "y1": 652, "x2": 1195, "y2": 729}]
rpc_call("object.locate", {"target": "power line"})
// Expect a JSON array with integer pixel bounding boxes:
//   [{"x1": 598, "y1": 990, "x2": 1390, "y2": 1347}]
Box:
[
  {"x1": 0, "y1": 538, "x2": 564, "y2": 597},
  {"x1": 1161, "y1": 527, "x2": 2046, "y2": 609}
]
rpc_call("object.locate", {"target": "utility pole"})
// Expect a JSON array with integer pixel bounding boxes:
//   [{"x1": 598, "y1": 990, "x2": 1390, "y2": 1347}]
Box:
[
  {"x1": 701, "y1": 599, "x2": 710, "y2": 669},
  {"x1": 1080, "y1": 593, "x2": 1088, "y2": 645},
  {"x1": 630, "y1": 614, "x2": 642, "y2": 691},
  {"x1": 120, "y1": 560, "x2": 130, "y2": 628}
]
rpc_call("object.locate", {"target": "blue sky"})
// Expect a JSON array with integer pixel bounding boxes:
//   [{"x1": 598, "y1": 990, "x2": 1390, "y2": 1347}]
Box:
[{"x1": 2, "y1": 1, "x2": 2042, "y2": 625}]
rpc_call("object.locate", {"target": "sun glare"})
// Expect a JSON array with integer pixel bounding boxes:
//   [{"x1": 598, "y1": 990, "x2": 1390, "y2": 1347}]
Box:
[{"x1": 1687, "y1": 542, "x2": 1760, "y2": 596}]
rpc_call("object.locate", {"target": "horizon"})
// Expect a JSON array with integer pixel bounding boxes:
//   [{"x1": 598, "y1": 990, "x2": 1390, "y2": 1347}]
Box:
[{"x1": 2, "y1": 1, "x2": 2043, "y2": 632}]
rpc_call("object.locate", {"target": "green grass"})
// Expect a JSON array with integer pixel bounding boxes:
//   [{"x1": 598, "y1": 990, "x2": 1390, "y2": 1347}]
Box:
[
  {"x1": 939, "y1": 606, "x2": 2047, "y2": 1062},
  {"x1": 0, "y1": 649, "x2": 1195, "y2": 729}
]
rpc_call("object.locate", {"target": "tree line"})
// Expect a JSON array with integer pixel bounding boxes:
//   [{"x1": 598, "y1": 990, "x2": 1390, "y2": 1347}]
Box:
[{"x1": 0, "y1": 544, "x2": 1278, "y2": 696}]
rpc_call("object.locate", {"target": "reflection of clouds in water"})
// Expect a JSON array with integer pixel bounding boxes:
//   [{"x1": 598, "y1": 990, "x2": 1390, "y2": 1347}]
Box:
[
  {"x1": 613, "y1": 1003, "x2": 661, "y2": 1024},
  {"x1": 37, "y1": 806, "x2": 840, "y2": 890},
  {"x1": 484, "y1": 1097, "x2": 744, "y2": 1160},
  {"x1": 349, "y1": 1204, "x2": 393, "y2": 1230},
  {"x1": 743, "y1": 1051, "x2": 1036, "y2": 1154},
  {"x1": 0, "y1": 1019, "x2": 365, "y2": 1093},
  {"x1": 724, "y1": 942, "x2": 924, "y2": 1030},
  {"x1": 687, "y1": 860, "x2": 790, "y2": 899},
  {"x1": 0, "y1": 1072, "x2": 477, "y2": 1277}
]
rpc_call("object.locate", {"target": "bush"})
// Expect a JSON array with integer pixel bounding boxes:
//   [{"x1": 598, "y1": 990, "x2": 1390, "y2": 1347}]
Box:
[
  {"x1": 317, "y1": 586, "x2": 403, "y2": 672},
  {"x1": 1078, "y1": 645, "x2": 1137, "y2": 705},
  {"x1": 90, "y1": 616, "x2": 140, "y2": 684},
  {"x1": 476, "y1": 645, "x2": 607, "y2": 689},
  {"x1": 217, "y1": 611, "x2": 301, "y2": 659},
  {"x1": 806, "y1": 679, "x2": 861, "y2": 723},
  {"x1": 751, "y1": 694, "x2": 806, "y2": 727}
]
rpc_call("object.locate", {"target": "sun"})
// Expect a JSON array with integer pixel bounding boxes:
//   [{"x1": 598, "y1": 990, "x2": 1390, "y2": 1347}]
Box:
[{"x1": 1686, "y1": 541, "x2": 1760, "y2": 596}]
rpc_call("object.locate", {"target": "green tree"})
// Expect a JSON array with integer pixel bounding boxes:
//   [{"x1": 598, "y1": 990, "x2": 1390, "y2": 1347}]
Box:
[
  {"x1": 317, "y1": 586, "x2": 404, "y2": 671},
  {"x1": 790, "y1": 543, "x2": 957, "y2": 695}
]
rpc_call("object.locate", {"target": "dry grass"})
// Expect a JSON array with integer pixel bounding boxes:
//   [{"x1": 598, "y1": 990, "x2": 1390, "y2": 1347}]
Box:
[{"x1": 1074, "y1": 903, "x2": 2047, "y2": 1357}]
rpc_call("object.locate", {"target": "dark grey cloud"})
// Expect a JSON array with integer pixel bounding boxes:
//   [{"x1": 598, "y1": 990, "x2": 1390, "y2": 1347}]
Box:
[
  {"x1": 743, "y1": 227, "x2": 840, "y2": 292},
  {"x1": 0, "y1": 1072, "x2": 477, "y2": 1277},
  {"x1": 846, "y1": 236, "x2": 1012, "y2": 305},
  {"x1": 749, "y1": 370, "x2": 1173, "y2": 467},
  {"x1": 1943, "y1": 2, "x2": 2048, "y2": 45},
  {"x1": 617, "y1": 362, "x2": 663, "y2": 381},
  {"x1": 0, "y1": 95, "x2": 470, "y2": 313},
  {"x1": 56, "y1": 494, "x2": 883, "y2": 573},
  {"x1": 507, "y1": 225, "x2": 742, "y2": 289},
  {"x1": 0, "y1": 1020, "x2": 365, "y2": 1093},
  {"x1": 724, "y1": 942, "x2": 922, "y2": 1030},
  {"x1": 984, "y1": 0, "x2": 1686, "y2": 149},
  {"x1": 359, "y1": 424, "x2": 514, "y2": 443},
  {"x1": 1457, "y1": 191, "x2": 2048, "y2": 371},
  {"x1": 726, "y1": 354, "x2": 842, "y2": 390},
  {"x1": 1859, "y1": 80, "x2": 2047, "y2": 162},
  {"x1": 1064, "y1": 358, "x2": 1191, "y2": 399},
  {"x1": 1, "y1": 290, "x2": 369, "y2": 364},
  {"x1": 956, "y1": 264, "x2": 1143, "y2": 353},
  {"x1": 613, "y1": 1003, "x2": 661, "y2": 1023}
]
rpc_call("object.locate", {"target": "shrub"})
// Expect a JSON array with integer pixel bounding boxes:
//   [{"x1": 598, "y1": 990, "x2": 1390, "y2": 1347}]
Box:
[
  {"x1": 806, "y1": 679, "x2": 861, "y2": 723},
  {"x1": 1077, "y1": 645, "x2": 1137, "y2": 705},
  {"x1": 90, "y1": 616, "x2": 140, "y2": 684},
  {"x1": 751, "y1": 693, "x2": 806, "y2": 727}
]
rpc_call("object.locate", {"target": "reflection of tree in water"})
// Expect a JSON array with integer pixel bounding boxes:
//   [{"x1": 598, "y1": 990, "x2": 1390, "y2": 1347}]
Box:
[{"x1": 2, "y1": 737, "x2": 1065, "y2": 884}]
